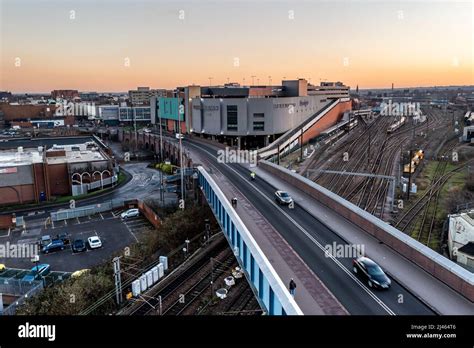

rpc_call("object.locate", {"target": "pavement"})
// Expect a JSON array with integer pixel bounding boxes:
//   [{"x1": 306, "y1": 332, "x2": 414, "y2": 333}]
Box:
[{"x1": 182, "y1": 137, "x2": 450, "y2": 315}]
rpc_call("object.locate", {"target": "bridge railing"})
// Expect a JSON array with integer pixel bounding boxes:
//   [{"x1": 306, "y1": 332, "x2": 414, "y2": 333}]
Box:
[{"x1": 197, "y1": 166, "x2": 303, "y2": 315}]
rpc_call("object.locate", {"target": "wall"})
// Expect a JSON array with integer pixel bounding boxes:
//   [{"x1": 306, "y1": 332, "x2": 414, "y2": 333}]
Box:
[
  {"x1": 0, "y1": 185, "x2": 35, "y2": 205},
  {"x1": 259, "y1": 160, "x2": 474, "y2": 302},
  {"x1": 191, "y1": 95, "x2": 330, "y2": 136},
  {"x1": 46, "y1": 163, "x2": 70, "y2": 196},
  {"x1": 301, "y1": 100, "x2": 352, "y2": 144}
]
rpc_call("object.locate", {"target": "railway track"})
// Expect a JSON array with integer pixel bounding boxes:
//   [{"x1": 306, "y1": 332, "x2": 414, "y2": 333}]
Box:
[
  {"x1": 127, "y1": 236, "x2": 230, "y2": 316},
  {"x1": 304, "y1": 106, "x2": 458, "y2": 222},
  {"x1": 162, "y1": 250, "x2": 236, "y2": 315}
]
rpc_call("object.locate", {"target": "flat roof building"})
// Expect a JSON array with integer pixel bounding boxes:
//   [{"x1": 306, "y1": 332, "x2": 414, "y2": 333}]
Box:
[{"x1": 0, "y1": 137, "x2": 116, "y2": 205}]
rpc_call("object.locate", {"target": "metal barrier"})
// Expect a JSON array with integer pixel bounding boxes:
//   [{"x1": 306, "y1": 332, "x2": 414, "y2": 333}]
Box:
[
  {"x1": 0, "y1": 278, "x2": 43, "y2": 315},
  {"x1": 198, "y1": 166, "x2": 303, "y2": 315},
  {"x1": 50, "y1": 199, "x2": 124, "y2": 222}
]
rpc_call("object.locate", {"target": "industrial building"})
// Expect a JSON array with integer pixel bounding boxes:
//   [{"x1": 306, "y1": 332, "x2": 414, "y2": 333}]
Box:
[
  {"x1": 0, "y1": 103, "x2": 76, "y2": 128},
  {"x1": 448, "y1": 210, "x2": 474, "y2": 270},
  {"x1": 0, "y1": 137, "x2": 117, "y2": 206}
]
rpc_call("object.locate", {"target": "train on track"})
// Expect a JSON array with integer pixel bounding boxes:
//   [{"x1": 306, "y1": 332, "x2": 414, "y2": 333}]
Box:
[
  {"x1": 387, "y1": 116, "x2": 407, "y2": 134},
  {"x1": 464, "y1": 111, "x2": 474, "y2": 126},
  {"x1": 403, "y1": 149, "x2": 424, "y2": 174}
]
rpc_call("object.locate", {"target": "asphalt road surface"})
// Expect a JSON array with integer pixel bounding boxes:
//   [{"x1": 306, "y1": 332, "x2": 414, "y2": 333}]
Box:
[{"x1": 184, "y1": 138, "x2": 434, "y2": 315}]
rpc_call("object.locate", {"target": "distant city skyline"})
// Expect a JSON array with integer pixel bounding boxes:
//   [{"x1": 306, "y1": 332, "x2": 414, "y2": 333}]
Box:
[{"x1": 1, "y1": 0, "x2": 473, "y2": 93}]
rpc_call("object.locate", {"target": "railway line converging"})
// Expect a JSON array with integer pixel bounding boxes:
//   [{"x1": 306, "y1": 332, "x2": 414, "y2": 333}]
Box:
[{"x1": 300, "y1": 106, "x2": 469, "y2": 251}]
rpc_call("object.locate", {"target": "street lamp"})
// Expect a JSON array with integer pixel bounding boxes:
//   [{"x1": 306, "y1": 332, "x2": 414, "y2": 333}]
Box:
[{"x1": 185, "y1": 239, "x2": 190, "y2": 255}]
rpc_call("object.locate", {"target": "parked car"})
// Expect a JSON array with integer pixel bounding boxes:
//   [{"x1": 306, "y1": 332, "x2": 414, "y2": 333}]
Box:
[
  {"x1": 87, "y1": 236, "x2": 102, "y2": 249},
  {"x1": 352, "y1": 256, "x2": 391, "y2": 289},
  {"x1": 121, "y1": 208, "x2": 139, "y2": 219},
  {"x1": 0, "y1": 264, "x2": 5, "y2": 272},
  {"x1": 38, "y1": 235, "x2": 52, "y2": 247},
  {"x1": 42, "y1": 239, "x2": 66, "y2": 254},
  {"x1": 72, "y1": 239, "x2": 87, "y2": 253},
  {"x1": 275, "y1": 190, "x2": 293, "y2": 205},
  {"x1": 22, "y1": 264, "x2": 50, "y2": 282},
  {"x1": 175, "y1": 133, "x2": 184, "y2": 140},
  {"x1": 56, "y1": 233, "x2": 70, "y2": 245},
  {"x1": 71, "y1": 269, "x2": 90, "y2": 278}
]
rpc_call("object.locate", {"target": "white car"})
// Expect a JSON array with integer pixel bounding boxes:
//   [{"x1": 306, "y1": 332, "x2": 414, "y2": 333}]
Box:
[
  {"x1": 87, "y1": 236, "x2": 102, "y2": 249},
  {"x1": 143, "y1": 128, "x2": 152, "y2": 133},
  {"x1": 121, "y1": 208, "x2": 139, "y2": 219},
  {"x1": 175, "y1": 133, "x2": 184, "y2": 140}
]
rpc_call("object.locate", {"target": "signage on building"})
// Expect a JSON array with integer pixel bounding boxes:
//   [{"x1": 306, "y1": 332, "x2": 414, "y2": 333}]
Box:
[
  {"x1": 299, "y1": 100, "x2": 309, "y2": 107},
  {"x1": 273, "y1": 103, "x2": 296, "y2": 109},
  {"x1": 0, "y1": 167, "x2": 17, "y2": 174},
  {"x1": 193, "y1": 105, "x2": 219, "y2": 111}
]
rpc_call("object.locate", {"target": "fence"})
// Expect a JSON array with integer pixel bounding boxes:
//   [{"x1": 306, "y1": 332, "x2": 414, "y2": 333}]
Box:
[
  {"x1": 0, "y1": 278, "x2": 43, "y2": 315},
  {"x1": 72, "y1": 174, "x2": 118, "y2": 196},
  {"x1": 50, "y1": 199, "x2": 124, "y2": 222}
]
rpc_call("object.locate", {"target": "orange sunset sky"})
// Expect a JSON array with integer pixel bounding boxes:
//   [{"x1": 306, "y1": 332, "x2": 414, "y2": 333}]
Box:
[{"x1": 0, "y1": 0, "x2": 473, "y2": 92}]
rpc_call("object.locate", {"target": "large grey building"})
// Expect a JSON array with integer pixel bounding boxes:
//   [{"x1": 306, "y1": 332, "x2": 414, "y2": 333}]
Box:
[{"x1": 188, "y1": 79, "x2": 349, "y2": 148}]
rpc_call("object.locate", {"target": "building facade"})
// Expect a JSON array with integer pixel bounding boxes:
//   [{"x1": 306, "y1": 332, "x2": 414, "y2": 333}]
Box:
[
  {"x1": 0, "y1": 138, "x2": 116, "y2": 205},
  {"x1": 128, "y1": 87, "x2": 170, "y2": 106},
  {"x1": 187, "y1": 79, "x2": 349, "y2": 147}
]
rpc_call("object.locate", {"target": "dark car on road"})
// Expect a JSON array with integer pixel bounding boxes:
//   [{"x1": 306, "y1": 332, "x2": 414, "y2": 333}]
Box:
[
  {"x1": 72, "y1": 239, "x2": 87, "y2": 253},
  {"x1": 42, "y1": 239, "x2": 66, "y2": 254},
  {"x1": 352, "y1": 256, "x2": 391, "y2": 289}
]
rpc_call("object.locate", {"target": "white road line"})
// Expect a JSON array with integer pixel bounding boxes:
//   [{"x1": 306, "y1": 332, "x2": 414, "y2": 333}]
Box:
[
  {"x1": 76, "y1": 217, "x2": 80, "y2": 224},
  {"x1": 189, "y1": 142, "x2": 396, "y2": 315},
  {"x1": 100, "y1": 212, "x2": 104, "y2": 220}
]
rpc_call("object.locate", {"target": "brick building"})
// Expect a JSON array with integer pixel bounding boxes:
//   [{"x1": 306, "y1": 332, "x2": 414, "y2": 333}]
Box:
[{"x1": 0, "y1": 138, "x2": 117, "y2": 205}]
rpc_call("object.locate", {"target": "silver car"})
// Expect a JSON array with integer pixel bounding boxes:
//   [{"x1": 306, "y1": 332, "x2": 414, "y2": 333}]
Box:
[{"x1": 275, "y1": 191, "x2": 293, "y2": 205}]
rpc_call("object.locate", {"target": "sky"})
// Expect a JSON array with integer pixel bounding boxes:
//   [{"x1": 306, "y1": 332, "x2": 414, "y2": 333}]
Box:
[{"x1": 0, "y1": 0, "x2": 473, "y2": 92}]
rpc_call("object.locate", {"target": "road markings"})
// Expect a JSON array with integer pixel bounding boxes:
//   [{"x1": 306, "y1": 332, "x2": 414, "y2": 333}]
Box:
[{"x1": 189, "y1": 142, "x2": 397, "y2": 315}]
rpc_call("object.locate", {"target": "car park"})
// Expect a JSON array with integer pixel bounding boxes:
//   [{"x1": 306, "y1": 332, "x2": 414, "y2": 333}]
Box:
[
  {"x1": 121, "y1": 208, "x2": 139, "y2": 219},
  {"x1": 22, "y1": 264, "x2": 51, "y2": 282},
  {"x1": 72, "y1": 239, "x2": 87, "y2": 253},
  {"x1": 42, "y1": 239, "x2": 66, "y2": 254},
  {"x1": 88, "y1": 236, "x2": 102, "y2": 249},
  {"x1": 275, "y1": 190, "x2": 293, "y2": 205},
  {"x1": 352, "y1": 256, "x2": 391, "y2": 289}
]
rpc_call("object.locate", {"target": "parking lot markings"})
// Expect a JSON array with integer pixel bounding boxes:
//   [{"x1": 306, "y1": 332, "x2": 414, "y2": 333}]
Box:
[
  {"x1": 100, "y1": 212, "x2": 104, "y2": 220},
  {"x1": 76, "y1": 217, "x2": 80, "y2": 224}
]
